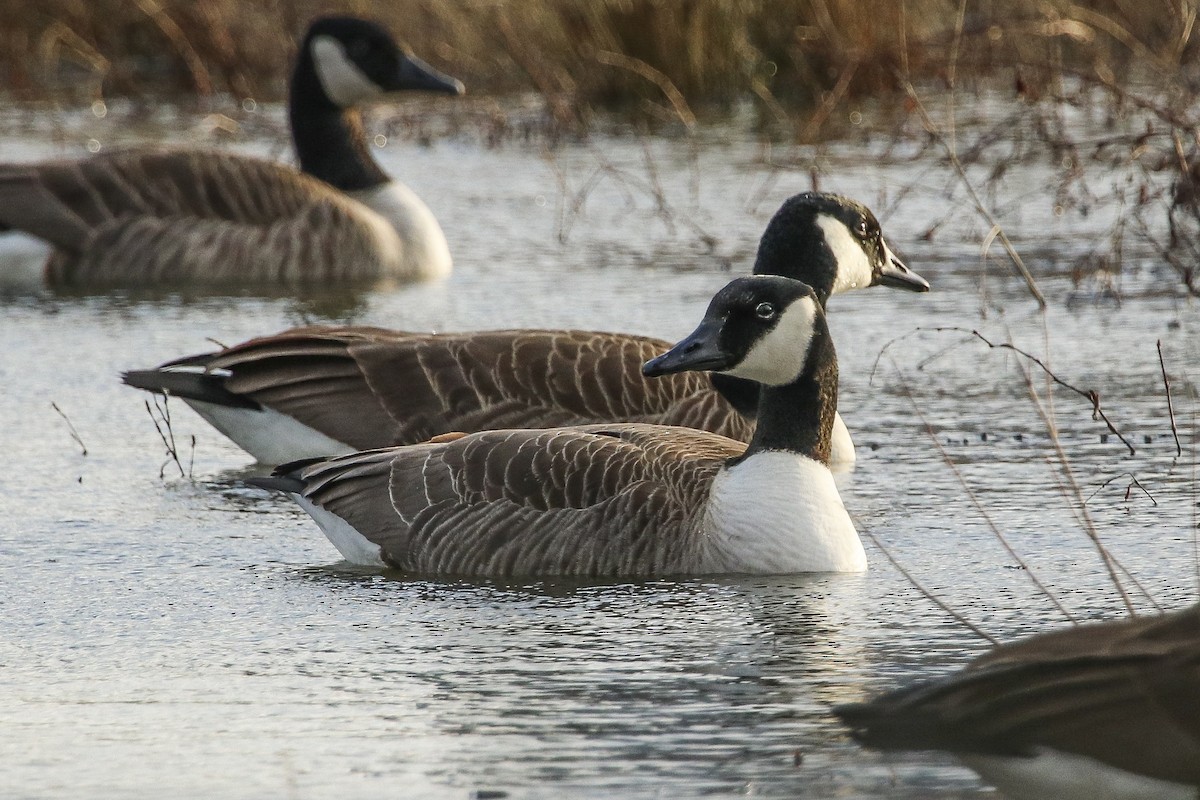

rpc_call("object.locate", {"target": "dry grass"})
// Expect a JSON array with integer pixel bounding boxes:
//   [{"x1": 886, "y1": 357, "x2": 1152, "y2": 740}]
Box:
[{"x1": 2, "y1": 1, "x2": 1197, "y2": 128}]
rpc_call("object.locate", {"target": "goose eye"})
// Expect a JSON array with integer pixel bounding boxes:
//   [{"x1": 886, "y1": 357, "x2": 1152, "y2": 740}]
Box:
[
  {"x1": 755, "y1": 302, "x2": 776, "y2": 320},
  {"x1": 349, "y1": 39, "x2": 371, "y2": 59},
  {"x1": 855, "y1": 218, "x2": 870, "y2": 238}
]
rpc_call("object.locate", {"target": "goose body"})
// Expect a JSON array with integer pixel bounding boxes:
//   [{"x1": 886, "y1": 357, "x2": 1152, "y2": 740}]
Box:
[
  {"x1": 835, "y1": 604, "x2": 1200, "y2": 800},
  {"x1": 124, "y1": 192, "x2": 928, "y2": 465},
  {"x1": 252, "y1": 276, "x2": 867, "y2": 577},
  {"x1": 0, "y1": 16, "x2": 463, "y2": 288}
]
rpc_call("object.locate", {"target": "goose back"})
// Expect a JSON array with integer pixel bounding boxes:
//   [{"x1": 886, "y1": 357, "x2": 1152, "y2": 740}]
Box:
[
  {"x1": 0, "y1": 150, "x2": 413, "y2": 287},
  {"x1": 285, "y1": 423, "x2": 743, "y2": 576},
  {"x1": 0, "y1": 16, "x2": 461, "y2": 287},
  {"x1": 132, "y1": 327, "x2": 753, "y2": 451},
  {"x1": 835, "y1": 605, "x2": 1200, "y2": 794}
]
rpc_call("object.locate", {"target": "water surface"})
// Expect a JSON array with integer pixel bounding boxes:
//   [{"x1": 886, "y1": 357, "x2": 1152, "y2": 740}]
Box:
[{"x1": 1, "y1": 108, "x2": 1197, "y2": 798}]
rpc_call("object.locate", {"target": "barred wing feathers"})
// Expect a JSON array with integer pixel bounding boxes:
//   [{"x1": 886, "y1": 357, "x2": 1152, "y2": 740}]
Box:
[{"x1": 292, "y1": 423, "x2": 742, "y2": 577}]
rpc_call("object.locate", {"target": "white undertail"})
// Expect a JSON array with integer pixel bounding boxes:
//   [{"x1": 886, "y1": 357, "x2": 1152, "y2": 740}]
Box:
[{"x1": 963, "y1": 749, "x2": 1196, "y2": 800}]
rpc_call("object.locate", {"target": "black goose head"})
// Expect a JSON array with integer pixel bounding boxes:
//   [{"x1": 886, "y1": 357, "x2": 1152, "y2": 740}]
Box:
[
  {"x1": 644, "y1": 276, "x2": 825, "y2": 387},
  {"x1": 753, "y1": 192, "x2": 929, "y2": 306},
  {"x1": 297, "y1": 16, "x2": 464, "y2": 111}
]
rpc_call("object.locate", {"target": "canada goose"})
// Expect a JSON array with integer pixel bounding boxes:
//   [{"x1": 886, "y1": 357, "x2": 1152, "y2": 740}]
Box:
[
  {"x1": 123, "y1": 192, "x2": 928, "y2": 465},
  {"x1": 0, "y1": 16, "x2": 463, "y2": 288},
  {"x1": 251, "y1": 275, "x2": 867, "y2": 576},
  {"x1": 834, "y1": 604, "x2": 1200, "y2": 800}
]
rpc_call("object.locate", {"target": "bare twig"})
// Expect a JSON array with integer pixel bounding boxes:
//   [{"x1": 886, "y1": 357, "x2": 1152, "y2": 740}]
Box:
[
  {"x1": 873, "y1": 326, "x2": 1135, "y2": 455},
  {"x1": 144, "y1": 396, "x2": 186, "y2": 479},
  {"x1": 900, "y1": 81, "x2": 1047, "y2": 307},
  {"x1": 593, "y1": 50, "x2": 696, "y2": 129},
  {"x1": 891, "y1": 360, "x2": 1078, "y2": 625},
  {"x1": 1018, "y1": 360, "x2": 1160, "y2": 614},
  {"x1": 1158, "y1": 339, "x2": 1183, "y2": 457},
  {"x1": 50, "y1": 402, "x2": 87, "y2": 456},
  {"x1": 1082, "y1": 472, "x2": 1158, "y2": 506}
]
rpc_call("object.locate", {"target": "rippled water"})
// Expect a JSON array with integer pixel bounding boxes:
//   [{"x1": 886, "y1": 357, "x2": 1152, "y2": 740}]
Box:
[{"x1": 1, "y1": 106, "x2": 1197, "y2": 798}]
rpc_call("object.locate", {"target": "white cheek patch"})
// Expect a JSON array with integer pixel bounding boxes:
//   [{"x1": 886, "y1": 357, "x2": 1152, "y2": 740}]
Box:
[
  {"x1": 312, "y1": 35, "x2": 385, "y2": 107},
  {"x1": 817, "y1": 214, "x2": 874, "y2": 295},
  {"x1": 722, "y1": 296, "x2": 817, "y2": 386}
]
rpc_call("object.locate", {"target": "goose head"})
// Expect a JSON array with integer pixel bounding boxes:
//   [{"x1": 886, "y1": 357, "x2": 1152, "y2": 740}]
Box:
[
  {"x1": 643, "y1": 276, "x2": 824, "y2": 387},
  {"x1": 301, "y1": 16, "x2": 464, "y2": 109},
  {"x1": 754, "y1": 192, "x2": 928, "y2": 305}
]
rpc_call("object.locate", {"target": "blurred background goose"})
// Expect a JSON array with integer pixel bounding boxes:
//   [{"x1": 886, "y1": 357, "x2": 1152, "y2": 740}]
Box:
[
  {"x1": 123, "y1": 192, "x2": 928, "y2": 466},
  {"x1": 251, "y1": 275, "x2": 868, "y2": 577},
  {"x1": 0, "y1": 16, "x2": 463, "y2": 289},
  {"x1": 835, "y1": 605, "x2": 1200, "y2": 800}
]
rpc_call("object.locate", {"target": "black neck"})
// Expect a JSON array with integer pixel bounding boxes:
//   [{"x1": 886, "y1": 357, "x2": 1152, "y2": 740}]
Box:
[
  {"x1": 717, "y1": 242, "x2": 834, "y2": 420},
  {"x1": 751, "y1": 220, "x2": 836, "y2": 307},
  {"x1": 288, "y1": 50, "x2": 389, "y2": 191},
  {"x1": 735, "y1": 321, "x2": 837, "y2": 464}
]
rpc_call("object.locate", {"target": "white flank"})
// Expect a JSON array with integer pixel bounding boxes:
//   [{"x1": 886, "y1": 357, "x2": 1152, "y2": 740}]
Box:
[
  {"x1": 722, "y1": 296, "x2": 817, "y2": 386},
  {"x1": 185, "y1": 399, "x2": 355, "y2": 464},
  {"x1": 291, "y1": 493, "x2": 386, "y2": 567},
  {"x1": 311, "y1": 35, "x2": 385, "y2": 107},
  {"x1": 963, "y1": 749, "x2": 1196, "y2": 800},
  {"x1": 0, "y1": 233, "x2": 52, "y2": 291},
  {"x1": 817, "y1": 214, "x2": 874, "y2": 294},
  {"x1": 346, "y1": 182, "x2": 452, "y2": 280},
  {"x1": 828, "y1": 411, "x2": 856, "y2": 469},
  {"x1": 702, "y1": 451, "x2": 866, "y2": 573}
]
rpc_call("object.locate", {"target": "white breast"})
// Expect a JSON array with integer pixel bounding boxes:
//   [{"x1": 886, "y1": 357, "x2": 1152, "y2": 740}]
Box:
[
  {"x1": 347, "y1": 182, "x2": 452, "y2": 281},
  {"x1": 702, "y1": 451, "x2": 866, "y2": 573},
  {"x1": 963, "y1": 749, "x2": 1196, "y2": 800}
]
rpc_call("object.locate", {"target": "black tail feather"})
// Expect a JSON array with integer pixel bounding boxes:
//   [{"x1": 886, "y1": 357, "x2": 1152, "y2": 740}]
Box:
[{"x1": 121, "y1": 369, "x2": 260, "y2": 409}]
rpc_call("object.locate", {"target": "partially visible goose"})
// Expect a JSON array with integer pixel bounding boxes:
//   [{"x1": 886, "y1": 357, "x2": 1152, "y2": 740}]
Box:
[
  {"x1": 251, "y1": 275, "x2": 868, "y2": 576},
  {"x1": 123, "y1": 192, "x2": 928, "y2": 465},
  {"x1": 0, "y1": 16, "x2": 463, "y2": 288},
  {"x1": 834, "y1": 605, "x2": 1200, "y2": 800}
]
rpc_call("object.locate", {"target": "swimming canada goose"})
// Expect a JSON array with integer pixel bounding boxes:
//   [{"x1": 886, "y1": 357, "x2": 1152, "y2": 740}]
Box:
[
  {"x1": 834, "y1": 604, "x2": 1200, "y2": 800},
  {"x1": 251, "y1": 275, "x2": 868, "y2": 576},
  {"x1": 0, "y1": 16, "x2": 463, "y2": 288},
  {"x1": 123, "y1": 192, "x2": 928, "y2": 465}
]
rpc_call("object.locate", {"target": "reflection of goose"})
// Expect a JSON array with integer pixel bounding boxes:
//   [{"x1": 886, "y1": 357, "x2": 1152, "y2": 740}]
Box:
[
  {"x1": 835, "y1": 604, "x2": 1200, "y2": 800},
  {"x1": 123, "y1": 193, "x2": 928, "y2": 466},
  {"x1": 251, "y1": 275, "x2": 868, "y2": 577},
  {"x1": 0, "y1": 17, "x2": 463, "y2": 288}
]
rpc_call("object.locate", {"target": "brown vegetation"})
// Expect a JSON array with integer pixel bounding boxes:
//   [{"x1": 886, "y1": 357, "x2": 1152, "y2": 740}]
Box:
[{"x1": 2, "y1": 1, "x2": 1197, "y2": 129}]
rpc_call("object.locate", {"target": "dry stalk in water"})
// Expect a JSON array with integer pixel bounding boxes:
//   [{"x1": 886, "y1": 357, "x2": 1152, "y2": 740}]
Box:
[
  {"x1": 899, "y1": 80, "x2": 1047, "y2": 308},
  {"x1": 1158, "y1": 339, "x2": 1183, "y2": 458},
  {"x1": 889, "y1": 357, "x2": 1078, "y2": 625},
  {"x1": 50, "y1": 401, "x2": 88, "y2": 456},
  {"x1": 143, "y1": 395, "x2": 193, "y2": 480},
  {"x1": 859, "y1": 526, "x2": 1000, "y2": 645}
]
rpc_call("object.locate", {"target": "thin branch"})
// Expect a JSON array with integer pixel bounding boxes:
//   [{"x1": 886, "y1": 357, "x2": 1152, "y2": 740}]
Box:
[
  {"x1": 50, "y1": 402, "x2": 87, "y2": 456},
  {"x1": 1158, "y1": 339, "x2": 1183, "y2": 457},
  {"x1": 891, "y1": 360, "x2": 1078, "y2": 625},
  {"x1": 1019, "y1": 361, "x2": 1160, "y2": 614},
  {"x1": 875, "y1": 326, "x2": 1135, "y2": 456},
  {"x1": 900, "y1": 80, "x2": 1047, "y2": 307},
  {"x1": 593, "y1": 50, "x2": 696, "y2": 129},
  {"x1": 1082, "y1": 472, "x2": 1158, "y2": 507},
  {"x1": 144, "y1": 396, "x2": 185, "y2": 480}
]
